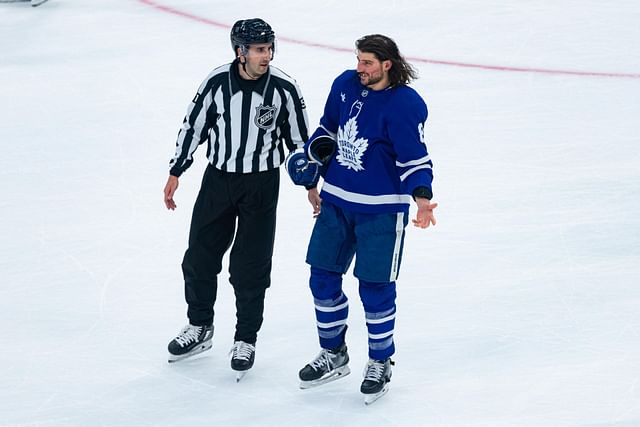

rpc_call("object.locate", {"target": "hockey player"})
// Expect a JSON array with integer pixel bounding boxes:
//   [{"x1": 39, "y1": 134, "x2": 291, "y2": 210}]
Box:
[
  {"x1": 286, "y1": 34, "x2": 437, "y2": 404},
  {"x1": 164, "y1": 19, "x2": 311, "y2": 381}
]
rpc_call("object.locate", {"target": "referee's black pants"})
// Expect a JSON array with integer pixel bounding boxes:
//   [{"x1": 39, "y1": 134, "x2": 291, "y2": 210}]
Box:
[{"x1": 181, "y1": 165, "x2": 279, "y2": 345}]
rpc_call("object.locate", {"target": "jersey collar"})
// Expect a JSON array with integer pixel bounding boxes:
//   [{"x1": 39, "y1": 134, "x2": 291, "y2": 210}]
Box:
[{"x1": 230, "y1": 59, "x2": 270, "y2": 95}]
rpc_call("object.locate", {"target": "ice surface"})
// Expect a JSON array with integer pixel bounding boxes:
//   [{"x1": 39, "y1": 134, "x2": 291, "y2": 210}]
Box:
[{"x1": 1, "y1": 0, "x2": 639, "y2": 425}]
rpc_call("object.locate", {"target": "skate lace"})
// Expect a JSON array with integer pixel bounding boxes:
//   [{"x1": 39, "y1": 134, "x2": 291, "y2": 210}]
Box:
[
  {"x1": 363, "y1": 360, "x2": 386, "y2": 382},
  {"x1": 230, "y1": 341, "x2": 255, "y2": 361},
  {"x1": 310, "y1": 349, "x2": 332, "y2": 370},
  {"x1": 175, "y1": 325, "x2": 203, "y2": 347}
]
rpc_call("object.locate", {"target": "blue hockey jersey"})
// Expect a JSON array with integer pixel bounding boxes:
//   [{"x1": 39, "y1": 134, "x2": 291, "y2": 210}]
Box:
[{"x1": 306, "y1": 70, "x2": 433, "y2": 214}]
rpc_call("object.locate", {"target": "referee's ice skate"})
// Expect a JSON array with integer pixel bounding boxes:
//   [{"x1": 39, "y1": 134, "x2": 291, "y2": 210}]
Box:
[
  {"x1": 361, "y1": 358, "x2": 394, "y2": 405},
  {"x1": 299, "y1": 343, "x2": 350, "y2": 389},
  {"x1": 167, "y1": 324, "x2": 213, "y2": 363},
  {"x1": 230, "y1": 341, "x2": 255, "y2": 382}
]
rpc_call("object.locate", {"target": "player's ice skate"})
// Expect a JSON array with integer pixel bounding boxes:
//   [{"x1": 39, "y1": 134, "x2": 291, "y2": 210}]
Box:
[
  {"x1": 31, "y1": 0, "x2": 49, "y2": 6},
  {"x1": 299, "y1": 343, "x2": 350, "y2": 389},
  {"x1": 363, "y1": 383, "x2": 390, "y2": 405},
  {"x1": 230, "y1": 341, "x2": 255, "y2": 382},
  {"x1": 361, "y1": 358, "x2": 394, "y2": 405},
  {"x1": 167, "y1": 324, "x2": 213, "y2": 363}
]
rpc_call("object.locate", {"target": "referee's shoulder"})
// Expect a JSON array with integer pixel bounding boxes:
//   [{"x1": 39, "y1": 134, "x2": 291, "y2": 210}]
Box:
[
  {"x1": 269, "y1": 65, "x2": 300, "y2": 88},
  {"x1": 202, "y1": 62, "x2": 233, "y2": 83}
]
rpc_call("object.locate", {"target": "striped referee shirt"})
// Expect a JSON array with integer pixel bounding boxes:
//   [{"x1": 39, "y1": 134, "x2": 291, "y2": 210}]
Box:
[{"x1": 169, "y1": 59, "x2": 310, "y2": 176}]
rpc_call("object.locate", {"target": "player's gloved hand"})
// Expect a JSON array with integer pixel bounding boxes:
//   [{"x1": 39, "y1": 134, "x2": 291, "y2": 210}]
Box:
[
  {"x1": 285, "y1": 148, "x2": 319, "y2": 187},
  {"x1": 307, "y1": 135, "x2": 336, "y2": 166}
]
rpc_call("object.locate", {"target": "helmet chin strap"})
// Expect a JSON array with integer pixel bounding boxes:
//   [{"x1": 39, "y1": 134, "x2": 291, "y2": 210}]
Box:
[{"x1": 238, "y1": 56, "x2": 262, "y2": 80}]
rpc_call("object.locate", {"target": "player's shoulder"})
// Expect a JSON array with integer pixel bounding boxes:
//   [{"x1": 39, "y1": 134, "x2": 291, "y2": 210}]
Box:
[
  {"x1": 334, "y1": 69, "x2": 358, "y2": 85},
  {"x1": 393, "y1": 84, "x2": 424, "y2": 103},
  {"x1": 325, "y1": 70, "x2": 359, "y2": 94},
  {"x1": 390, "y1": 84, "x2": 427, "y2": 111}
]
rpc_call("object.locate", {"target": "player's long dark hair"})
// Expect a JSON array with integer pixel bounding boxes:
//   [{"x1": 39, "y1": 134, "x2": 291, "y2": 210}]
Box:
[{"x1": 355, "y1": 34, "x2": 418, "y2": 86}]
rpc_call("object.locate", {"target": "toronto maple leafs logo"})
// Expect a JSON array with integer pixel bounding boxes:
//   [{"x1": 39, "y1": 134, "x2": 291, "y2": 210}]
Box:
[{"x1": 336, "y1": 101, "x2": 368, "y2": 171}]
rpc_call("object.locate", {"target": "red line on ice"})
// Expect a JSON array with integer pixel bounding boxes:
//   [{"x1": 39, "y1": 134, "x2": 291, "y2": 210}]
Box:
[{"x1": 138, "y1": 0, "x2": 640, "y2": 79}]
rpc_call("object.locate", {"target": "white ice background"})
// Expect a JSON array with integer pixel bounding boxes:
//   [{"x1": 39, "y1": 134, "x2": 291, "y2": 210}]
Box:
[{"x1": 1, "y1": 0, "x2": 639, "y2": 426}]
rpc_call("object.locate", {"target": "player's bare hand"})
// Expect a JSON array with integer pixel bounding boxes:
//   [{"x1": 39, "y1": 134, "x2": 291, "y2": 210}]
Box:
[
  {"x1": 308, "y1": 187, "x2": 321, "y2": 217},
  {"x1": 413, "y1": 198, "x2": 437, "y2": 228}
]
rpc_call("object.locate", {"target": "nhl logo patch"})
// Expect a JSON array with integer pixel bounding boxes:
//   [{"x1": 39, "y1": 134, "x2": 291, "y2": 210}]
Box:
[{"x1": 254, "y1": 104, "x2": 278, "y2": 129}]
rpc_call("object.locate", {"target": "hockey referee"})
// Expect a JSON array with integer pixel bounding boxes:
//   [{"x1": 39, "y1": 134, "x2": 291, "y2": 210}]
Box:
[{"x1": 163, "y1": 18, "x2": 310, "y2": 380}]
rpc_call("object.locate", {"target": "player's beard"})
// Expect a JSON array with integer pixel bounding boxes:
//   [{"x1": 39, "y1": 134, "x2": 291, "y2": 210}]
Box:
[{"x1": 359, "y1": 70, "x2": 383, "y2": 87}]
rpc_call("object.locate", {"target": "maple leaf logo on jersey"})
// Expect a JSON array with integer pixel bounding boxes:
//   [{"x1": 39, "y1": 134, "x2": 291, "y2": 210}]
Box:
[{"x1": 336, "y1": 117, "x2": 368, "y2": 171}]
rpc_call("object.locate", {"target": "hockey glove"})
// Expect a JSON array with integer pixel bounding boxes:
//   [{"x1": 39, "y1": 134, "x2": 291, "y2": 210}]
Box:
[
  {"x1": 306, "y1": 135, "x2": 336, "y2": 166},
  {"x1": 285, "y1": 148, "x2": 320, "y2": 188}
]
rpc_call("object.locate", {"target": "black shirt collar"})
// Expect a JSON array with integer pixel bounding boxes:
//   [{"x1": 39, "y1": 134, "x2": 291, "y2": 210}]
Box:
[{"x1": 230, "y1": 59, "x2": 270, "y2": 95}]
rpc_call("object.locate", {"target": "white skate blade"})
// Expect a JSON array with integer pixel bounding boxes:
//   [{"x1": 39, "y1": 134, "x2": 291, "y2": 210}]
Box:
[
  {"x1": 363, "y1": 383, "x2": 389, "y2": 405},
  {"x1": 235, "y1": 370, "x2": 249, "y2": 382},
  {"x1": 299, "y1": 365, "x2": 351, "y2": 389},
  {"x1": 167, "y1": 341, "x2": 212, "y2": 363}
]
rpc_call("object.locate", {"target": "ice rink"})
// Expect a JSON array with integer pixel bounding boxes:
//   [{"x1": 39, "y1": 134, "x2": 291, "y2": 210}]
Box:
[{"x1": 1, "y1": 0, "x2": 639, "y2": 425}]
